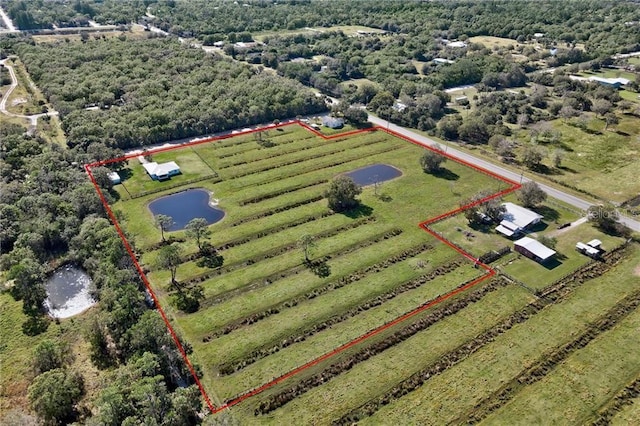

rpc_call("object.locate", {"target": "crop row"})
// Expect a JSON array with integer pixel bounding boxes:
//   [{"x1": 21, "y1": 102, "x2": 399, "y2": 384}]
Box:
[
  {"x1": 221, "y1": 257, "x2": 467, "y2": 377},
  {"x1": 229, "y1": 195, "x2": 325, "y2": 228},
  {"x1": 252, "y1": 275, "x2": 508, "y2": 415},
  {"x1": 461, "y1": 288, "x2": 640, "y2": 424},
  {"x1": 184, "y1": 216, "x2": 377, "y2": 288},
  {"x1": 216, "y1": 134, "x2": 316, "y2": 159},
  {"x1": 207, "y1": 243, "x2": 436, "y2": 340},
  {"x1": 224, "y1": 137, "x2": 388, "y2": 180},
  {"x1": 592, "y1": 377, "x2": 640, "y2": 425},
  {"x1": 331, "y1": 245, "x2": 630, "y2": 424},
  {"x1": 218, "y1": 134, "x2": 333, "y2": 167},
  {"x1": 199, "y1": 222, "x2": 398, "y2": 309},
  {"x1": 252, "y1": 143, "x2": 404, "y2": 188},
  {"x1": 237, "y1": 179, "x2": 329, "y2": 206}
]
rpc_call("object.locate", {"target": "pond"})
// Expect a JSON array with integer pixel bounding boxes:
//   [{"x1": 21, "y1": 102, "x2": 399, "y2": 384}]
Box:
[
  {"x1": 344, "y1": 163, "x2": 403, "y2": 186},
  {"x1": 148, "y1": 188, "x2": 225, "y2": 231},
  {"x1": 45, "y1": 265, "x2": 96, "y2": 319}
]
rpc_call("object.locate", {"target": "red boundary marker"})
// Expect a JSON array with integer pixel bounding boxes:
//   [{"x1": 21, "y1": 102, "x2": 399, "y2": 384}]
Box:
[{"x1": 85, "y1": 120, "x2": 521, "y2": 415}]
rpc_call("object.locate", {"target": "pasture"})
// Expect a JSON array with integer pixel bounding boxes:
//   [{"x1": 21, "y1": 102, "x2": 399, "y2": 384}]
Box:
[{"x1": 105, "y1": 123, "x2": 639, "y2": 424}]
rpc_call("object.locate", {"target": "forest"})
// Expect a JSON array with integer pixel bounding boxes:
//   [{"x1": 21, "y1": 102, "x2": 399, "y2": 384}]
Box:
[{"x1": 15, "y1": 36, "x2": 327, "y2": 149}]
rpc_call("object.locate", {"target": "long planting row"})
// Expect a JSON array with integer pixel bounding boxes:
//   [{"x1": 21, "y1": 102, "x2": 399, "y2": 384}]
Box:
[
  {"x1": 207, "y1": 243, "x2": 437, "y2": 340},
  {"x1": 197, "y1": 227, "x2": 403, "y2": 311},
  {"x1": 592, "y1": 377, "x2": 640, "y2": 425},
  {"x1": 209, "y1": 127, "x2": 301, "y2": 151},
  {"x1": 216, "y1": 133, "x2": 317, "y2": 159},
  {"x1": 331, "y1": 245, "x2": 630, "y2": 424},
  {"x1": 220, "y1": 257, "x2": 468, "y2": 377},
  {"x1": 251, "y1": 275, "x2": 510, "y2": 415},
  {"x1": 237, "y1": 178, "x2": 329, "y2": 206},
  {"x1": 218, "y1": 133, "x2": 340, "y2": 168},
  {"x1": 228, "y1": 194, "x2": 326, "y2": 227},
  {"x1": 251, "y1": 143, "x2": 404, "y2": 188},
  {"x1": 459, "y1": 288, "x2": 640, "y2": 424},
  {"x1": 223, "y1": 135, "x2": 388, "y2": 180},
  {"x1": 183, "y1": 216, "x2": 377, "y2": 286}
]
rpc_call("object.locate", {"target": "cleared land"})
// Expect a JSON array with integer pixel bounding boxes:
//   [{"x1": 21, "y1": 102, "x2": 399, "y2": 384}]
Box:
[{"x1": 104, "y1": 123, "x2": 638, "y2": 424}]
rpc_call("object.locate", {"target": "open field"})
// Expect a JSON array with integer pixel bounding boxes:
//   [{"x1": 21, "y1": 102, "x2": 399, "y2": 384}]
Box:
[
  {"x1": 253, "y1": 25, "x2": 388, "y2": 42},
  {"x1": 468, "y1": 36, "x2": 522, "y2": 49},
  {"x1": 99, "y1": 122, "x2": 639, "y2": 423}
]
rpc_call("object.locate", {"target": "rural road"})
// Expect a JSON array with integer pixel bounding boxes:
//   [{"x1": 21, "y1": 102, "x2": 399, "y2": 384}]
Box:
[
  {"x1": 368, "y1": 115, "x2": 640, "y2": 232},
  {"x1": 0, "y1": 58, "x2": 59, "y2": 129},
  {"x1": 0, "y1": 5, "x2": 17, "y2": 33}
]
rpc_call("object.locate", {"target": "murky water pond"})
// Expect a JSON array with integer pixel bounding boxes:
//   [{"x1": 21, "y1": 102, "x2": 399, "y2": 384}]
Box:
[
  {"x1": 45, "y1": 265, "x2": 95, "y2": 318},
  {"x1": 344, "y1": 163, "x2": 402, "y2": 186}
]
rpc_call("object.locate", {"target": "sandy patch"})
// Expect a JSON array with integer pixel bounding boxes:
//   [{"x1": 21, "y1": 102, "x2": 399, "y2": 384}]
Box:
[
  {"x1": 634, "y1": 265, "x2": 640, "y2": 277},
  {"x1": 10, "y1": 97, "x2": 26, "y2": 106}
]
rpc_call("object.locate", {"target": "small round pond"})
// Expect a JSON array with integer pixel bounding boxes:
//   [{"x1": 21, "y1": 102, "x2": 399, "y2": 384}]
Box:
[
  {"x1": 148, "y1": 188, "x2": 225, "y2": 231},
  {"x1": 45, "y1": 265, "x2": 96, "y2": 319},
  {"x1": 344, "y1": 163, "x2": 402, "y2": 186}
]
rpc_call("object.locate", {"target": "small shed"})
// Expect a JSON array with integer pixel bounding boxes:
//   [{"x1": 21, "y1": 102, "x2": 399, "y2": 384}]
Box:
[
  {"x1": 107, "y1": 171, "x2": 121, "y2": 185},
  {"x1": 514, "y1": 237, "x2": 556, "y2": 263}
]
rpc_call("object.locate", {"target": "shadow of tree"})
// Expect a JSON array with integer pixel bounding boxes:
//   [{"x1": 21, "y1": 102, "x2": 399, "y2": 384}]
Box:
[
  {"x1": 432, "y1": 168, "x2": 460, "y2": 181},
  {"x1": 532, "y1": 205, "x2": 560, "y2": 222},
  {"x1": 341, "y1": 204, "x2": 374, "y2": 219},
  {"x1": 306, "y1": 259, "x2": 331, "y2": 278}
]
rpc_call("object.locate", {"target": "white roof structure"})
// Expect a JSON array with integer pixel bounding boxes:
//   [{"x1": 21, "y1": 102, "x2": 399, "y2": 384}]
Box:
[
  {"x1": 107, "y1": 171, "x2": 121, "y2": 184},
  {"x1": 587, "y1": 239, "x2": 602, "y2": 248},
  {"x1": 447, "y1": 41, "x2": 468, "y2": 48},
  {"x1": 515, "y1": 237, "x2": 556, "y2": 261},
  {"x1": 496, "y1": 203, "x2": 543, "y2": 237},
  {"x1": 589, "y1": 76, "x2": 630, "y2": 86},
  {"x1": 576, "y1": 242, "x2": 599, "y2": 256},
  {"x1": 142, "y1": 161, "x2": 180, "y2": 177}
]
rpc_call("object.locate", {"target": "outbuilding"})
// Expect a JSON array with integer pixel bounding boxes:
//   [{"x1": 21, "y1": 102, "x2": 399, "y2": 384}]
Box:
[
  {"x1": 514, "y1": 237, "x2": 556, "y2": 263},
  {"x1": 107, "y1": 171, "x2": 121, "y2": 185},
  {"x1": 495, "y1": 202, "x2": 543, "y2": 238}
]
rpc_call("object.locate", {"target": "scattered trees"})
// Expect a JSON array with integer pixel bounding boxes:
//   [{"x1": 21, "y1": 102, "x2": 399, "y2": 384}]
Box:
[
  {"x1": 185, "y1": 218, "x2": 211, "y2": 251},
  {"x1": 28, "y1": 369, "x2": 84, "y2": 425},
  {"x1": 154, "y1": 214, "x2": 174, "y2": 243},
  {"x1": 157, "y1": 243, "x2": 183, "y2": 285},
  {"x1": 522, "y1": 144, "x2": 546, "y2": 170},
  {"x1": 419, "y1": 146, "x2": 447, "y2": 174},
  {"x1": 538, "y1": 235, "x2": 558, "y2": 250},
  {"x1": 325, "y1": 176, "x2": 362, "y2": 212},
  {"x1": 299, "y1": 234, "x2": 316, "y2": 263},
  {"x1": 33, "y1": 340, "x2": 71, "y2": 375},
  {"x1": 517, "y1": 181, "x2": 547, "y2": 208}
]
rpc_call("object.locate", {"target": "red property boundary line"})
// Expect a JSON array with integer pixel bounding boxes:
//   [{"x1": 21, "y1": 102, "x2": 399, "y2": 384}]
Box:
[{"x1": 85, "y1": 120, "x2": 521, "y2": 415}]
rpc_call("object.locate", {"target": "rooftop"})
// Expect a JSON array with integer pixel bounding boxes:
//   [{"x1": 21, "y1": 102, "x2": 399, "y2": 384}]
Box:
[{"x1": 515, "y1": 236, "x2": 556, "y2": 260}]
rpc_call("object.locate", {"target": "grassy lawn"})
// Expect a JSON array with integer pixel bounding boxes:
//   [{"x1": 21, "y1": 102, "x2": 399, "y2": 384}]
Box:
[
  {"x1": 0, "y1": 294, "x2": 102, "y2": 418},
  {"x1": 360, "y1": 244, "x2": 640, "y2": 425},
  {"x1": 111, "y1": 123, "x2": 511, "y2": 416},
  {"x1": 468, "y1": 36, "x2": 522, "y2": 49},
  {"x1": 611, "y1": 398, "x2": 640, "y2": 425},
  {"x1": 482, "y1": 306, "x2": 640, "y2": 425}
]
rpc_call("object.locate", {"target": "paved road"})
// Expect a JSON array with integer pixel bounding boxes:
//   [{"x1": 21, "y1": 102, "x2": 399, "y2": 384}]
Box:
[
  {"x1": 368, "y1": 115, "x2": 640, "y2": 232},
  {"x1": 0, "y1": 58, "x2": 59, "y2": 129}
]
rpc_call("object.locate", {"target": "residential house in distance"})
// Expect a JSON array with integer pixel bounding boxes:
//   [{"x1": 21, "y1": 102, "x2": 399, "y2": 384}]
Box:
[
  {"x1": 495, "y1": 202, "x2": 543, "y2": 238},
  {"x1": 514, "y1": 236, "x2": 556, "y2": 263},
  {"x1": 138, "y1": 156, "x2": 181, "y2": 181},
  {"x1": 322, "y1": 116, "x2": 345, "y2": 129}
]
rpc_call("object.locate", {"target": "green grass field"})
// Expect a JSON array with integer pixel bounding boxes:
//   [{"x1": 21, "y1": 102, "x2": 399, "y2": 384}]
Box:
[{"x1": 110, "y1": 123, "x2": 640, "y2": 424}]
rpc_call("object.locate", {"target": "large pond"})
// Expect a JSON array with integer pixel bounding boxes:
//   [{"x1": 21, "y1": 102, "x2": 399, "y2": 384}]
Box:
[
  {"x1": 148, "y1": 188, "x2": 225, "y2": 231},
  {"x1": 344, "y1": 163, "x2": 402, "y2": 186},
  {"x1": 45, "y1": 265, "x2": 96, "y2": 319}
]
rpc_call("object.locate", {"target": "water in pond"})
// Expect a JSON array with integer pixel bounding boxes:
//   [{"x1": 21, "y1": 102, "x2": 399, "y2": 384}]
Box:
[
  {"x1": 45, "y1": 265, "x2": 95, "y2": 319},
  {"x1": 344, "y1": 163, "x2": 402, "y2": 186},
  {"x1": 148, "y1": 188, "x2": 225, "y2": 231}
]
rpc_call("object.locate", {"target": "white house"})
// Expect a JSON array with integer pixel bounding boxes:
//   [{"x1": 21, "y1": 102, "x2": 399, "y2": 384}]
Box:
[
  {"x1": 514, "y1": 237, "x2": 556, "y2": 263},
  {"x1": 495, "y1": 202, "x2": 543, "y2": 237},
  {"x1": 142, "y1": 161, "x2": 181, "y2": 181}
]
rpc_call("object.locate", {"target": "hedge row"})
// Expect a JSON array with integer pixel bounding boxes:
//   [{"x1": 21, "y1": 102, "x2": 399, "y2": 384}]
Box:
[
  {"x1": 332, "y1": 245, "x2": 629, "y2": 424},
  {"x1": 251, "y1": 275, "x2": 508, "y2": 415},
  {"x1": 197, "y1": 220, "x2": 391, "y2": 309},
  {"x1": 216, "y1": 133, "x2": 315, "y2": 159},
  {"x1": 221, "y1": 257, "x2": 466, "y2": 377},
  {"x1": 229, "y1": 195, "x2": 325, "y2": 228},
  {"x1": 478, "y1": 246, "x2": 511, "y2": 264},
  {"x1": 252, "y1": 143, "x2": 404, "y2": 188},
  {"x1": 463, "y1": 288, "x2": 640, "y2": 424},
  {"x1": 219, "y1": 134, "x2": 332, "y2": 167},
  {"x1": 225, "y1": 136, "x2": 388, "y2": 180},
  {"x1": 206, "y1": 241, "x2": 433, "y2": 340},
  {"x1": 184, "y1": 216, "x2": 377, "y2": 288},
  {"x1": 592, "y1": 377, "x2": 640, "y2": 426},
  {"x1": 237, "y1": 179, "x2": 329, "y2": 206}
]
